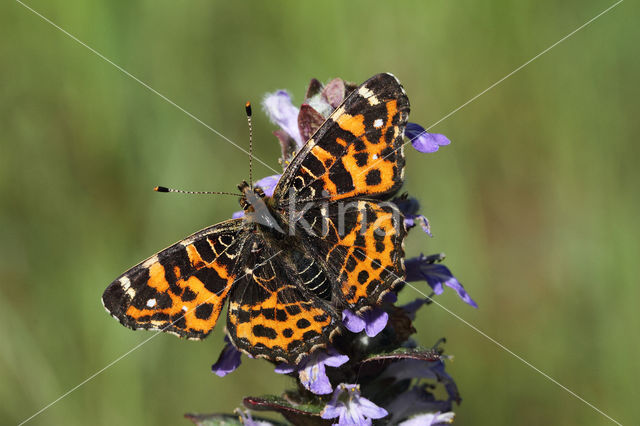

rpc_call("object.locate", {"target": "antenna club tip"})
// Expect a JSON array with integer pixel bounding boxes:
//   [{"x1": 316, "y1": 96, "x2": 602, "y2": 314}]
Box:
[
  {"x1": 245, "y1": 102, "x2": 252, "y2": 116},
  {"x1": 154, "y1": 186, "x2": 169, "y2": 193}
]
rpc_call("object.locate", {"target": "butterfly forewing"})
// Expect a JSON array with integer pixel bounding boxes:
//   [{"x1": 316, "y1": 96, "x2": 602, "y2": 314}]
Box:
[
  {"x1": 102, "y1": 219, "x2": 246, "y2": 339},
  {"x1": 274, "y1": 73, "x2": 409, "y2": 204}
]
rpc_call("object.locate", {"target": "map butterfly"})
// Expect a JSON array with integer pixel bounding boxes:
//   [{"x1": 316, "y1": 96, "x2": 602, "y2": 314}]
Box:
[{"x1": 102, "y1": 73, "x2": 410, "y2": 364}]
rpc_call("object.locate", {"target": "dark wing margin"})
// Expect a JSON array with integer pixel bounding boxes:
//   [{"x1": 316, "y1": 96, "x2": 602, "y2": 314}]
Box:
[
  {"x1": 273, "y1": 72, "x2": 409, "y2": 204},
  {"x1": 102, "y1": 219, "x2": 246, "y2": 339}
]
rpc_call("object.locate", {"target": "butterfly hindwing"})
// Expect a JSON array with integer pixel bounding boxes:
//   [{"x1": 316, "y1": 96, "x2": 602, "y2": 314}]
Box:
[
  {"x1": 274, "y1": 73, "x2": 409, "y2": 204},
  {"x1": 227, "y1": 243, "x2": 338, "y2": 363},
  {"x1": 298, "y1": 200, "x2": 406, "y2": 311},
  {"x1": 102, "y1": 219, "x2": 246, "y2": 339}
]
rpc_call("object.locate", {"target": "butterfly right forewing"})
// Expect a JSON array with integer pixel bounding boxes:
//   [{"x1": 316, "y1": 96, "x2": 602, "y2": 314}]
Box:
[{"x1": 273, "y1": 73, "x2": 409, "y2": 205}]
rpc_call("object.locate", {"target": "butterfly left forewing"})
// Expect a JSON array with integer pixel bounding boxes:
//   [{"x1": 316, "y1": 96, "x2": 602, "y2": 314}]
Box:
[{"x1": 102, "y1": 219, "x2": 246, "y2": 339}]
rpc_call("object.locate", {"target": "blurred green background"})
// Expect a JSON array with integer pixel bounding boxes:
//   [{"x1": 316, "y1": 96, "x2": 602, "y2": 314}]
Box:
[{"x1": 1, "y1": 0, "x2": 637, "y2": 424}]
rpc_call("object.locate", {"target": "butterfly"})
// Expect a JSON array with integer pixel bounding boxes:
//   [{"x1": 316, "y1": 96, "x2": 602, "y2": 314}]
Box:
[{"x1": 102, "y1": 73, "x2": 410, "y2": 364}]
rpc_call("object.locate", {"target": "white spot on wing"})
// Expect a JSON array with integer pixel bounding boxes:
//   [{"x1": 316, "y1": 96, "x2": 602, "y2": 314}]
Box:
[
  {"x1": 359, "y1": 86, "x2": 380, "y2": 105},
  {"x1": 373, "y1": 118, "x2": 384, "y2": 128},
  {"x1": 120, "y1": 276, "x2": 136, "y2": 299},
  {"x1": 331, "y1": 106, "x2": 345, "y2": 121},
  {"x1": 358, "y1": 86, "x2": 373, "y2": 97},
  {"x1": 146, "y1": 298, "x2": 157, "y2": 308},
  {"x1": 119, "y1": 276, "x2": 131, "y2": 291},
  {"x1": 142, "y1": 255, "x2": 159, "y2": 268}
]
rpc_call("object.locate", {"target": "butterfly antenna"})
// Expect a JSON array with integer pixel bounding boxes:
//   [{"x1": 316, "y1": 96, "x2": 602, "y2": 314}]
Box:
[
  {"x1": 245, "y1": 101, "x2": 254, "y2": 188},
  {"x1": 154, "y1": 186, "x2": 242, "y2": 196}
]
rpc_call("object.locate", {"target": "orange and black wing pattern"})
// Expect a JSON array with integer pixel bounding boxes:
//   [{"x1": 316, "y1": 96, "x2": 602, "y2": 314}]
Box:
[
  {"x1": 274, "y1": 73, "x2": 409, "y2": 204},
  {"x1": 227, "y1": 243, "x2": 339, "y2": 364},
  {"x1": 297, "y1": 201, "x2": 406, "y2": 312},
  {"x1": 102, "y1": 219, "x2": 246, "y2": 339}
]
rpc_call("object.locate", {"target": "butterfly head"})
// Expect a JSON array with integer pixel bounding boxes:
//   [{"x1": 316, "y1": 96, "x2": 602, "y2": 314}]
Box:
[
  {"x1": 237, "y1": 180, "x2": 267, "y2": 212},
  {"x1": 237, "y1": 180, "x2": 285, "y2": 233}
]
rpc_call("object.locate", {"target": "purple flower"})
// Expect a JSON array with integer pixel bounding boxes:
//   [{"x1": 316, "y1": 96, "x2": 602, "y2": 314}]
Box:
[
  {"x1": 404, "y1": 215, "x2": 432, "y2": 237},
  {"x1": 398, "y1": 412, "x2": 455, "y2": 426},
  {"x1": 385, "y1": 385, "x2": 454, "y2": 424},
  {"x1": 321, "y1": 383, "x2": 388, "y2": 425},
  {"x1": 211, "y1": 336, "x2": 242, "y2": 377},
  {"x1": 381, "y1": 358, "x2": 460, "y2": 403},
  {"x1": 342, "y1": 308, "x2": 388, "y2": 337},
  {"x1": 405, "y1": 122, "x2": 451, "y2": 153},
  {"x1": 393, "y1": 196, "x2": 432, "y2": 237},
  {"x1": 405, "y1": 254, "x2": 478, "y2": 308},
  {"x1": 237, "y1": 409, "x2": 275, "y2": 426},
  {"x1": 400, "y1": 298, "x2": 431, "y2": 321},
  {"x1": 262, "y1": 90, "x2": 303, "y2": 148},
  {"x1": 264, "y1": 81, "x2": 442, "y2": 157},
  {"x1": 254, "y1": 174, "x2": 281, "y2": 197},
  {"x1": 274, "y1": 348, "x2": 348, "y2": 395}
]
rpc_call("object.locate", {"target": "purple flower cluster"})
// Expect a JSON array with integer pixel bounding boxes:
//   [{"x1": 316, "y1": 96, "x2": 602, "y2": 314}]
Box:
[
  {"x1": 193, "y1": 76, "x2": 474, "y2": 426},
  {"x1": 321, "y1": 384, "x2": 388, "y2": 425}
]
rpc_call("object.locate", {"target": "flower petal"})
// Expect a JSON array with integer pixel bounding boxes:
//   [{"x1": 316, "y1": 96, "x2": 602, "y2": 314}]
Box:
[
  {"x1": 406, "y1": 123, "x2": 451, "y2": 153},
  {"x1": 401, "y1": 298, "x2": 431, "y2": 321},
  {"x1": 321, "y1": 78, "x2": 346, "y2": 108},
  {"x1": 321, "y1": 403, "x2": 344, "y2": 420},
  {"x1": 322, "y1": 351, "x2": 350, "y2": 368},
  {"x1": 342, "y1": 309, "x2": 366, "y2": 333},
  {"x1": 405, "y1": 214, "x2": 432, "y2": 237},
  {"x1": 298, "y1": 104, "x2": 326, "y2": 142},
  {"x1": 356, "y1": 396, "x2": 389, "y2": 419},
  {"x1": 385, "y1": 385, "x2": 453, "y2": 424},
  {"x1": 254, "y1": 174, "x2": 281, "y2": 197},
  {"x1": 393, "y1": 196, "x2": 420, "y2": 216},
  {"x1": 382, "y1": 291, "x2": 398, "y2": 304},
  {"x1": 405, "y1": 255, "x2": 478, "y2": 308},
  {"x1": 263, "y1": 90, "x2": 303, "y2": 148},
  {"x1": 321, "y1": 386, "x2": 345, "y2": 420},
  {"x1": 362, "y1": 309, "x2": 388, "y2": 337},
  {"x1": 211, "y1": 339, "x2": 242, "y2": 377},
  {"x1": 300, "y1": 362, "x2": 333, "y2": 395},
  {"x1": 322, "y1": 384, "x2": 386, "y2": 425},
  {"x1": 273, "y1": 363, "x2": 296, "y2": 374},
  {"x1": 381, "y1": 359, "x2": 438, "y2": 381},
  {"x1": 398, "y1": 412, "x2": 455, "y2": 426},
  {"x1": 423, "y1": 263, "x2": 477, "y2": 308},
  {"x1": 392, "y1": 197, "x2": 432, "y2": 237},
  {"x1": 277, "y1": 349, "x2": 348, "y2": 395}
]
